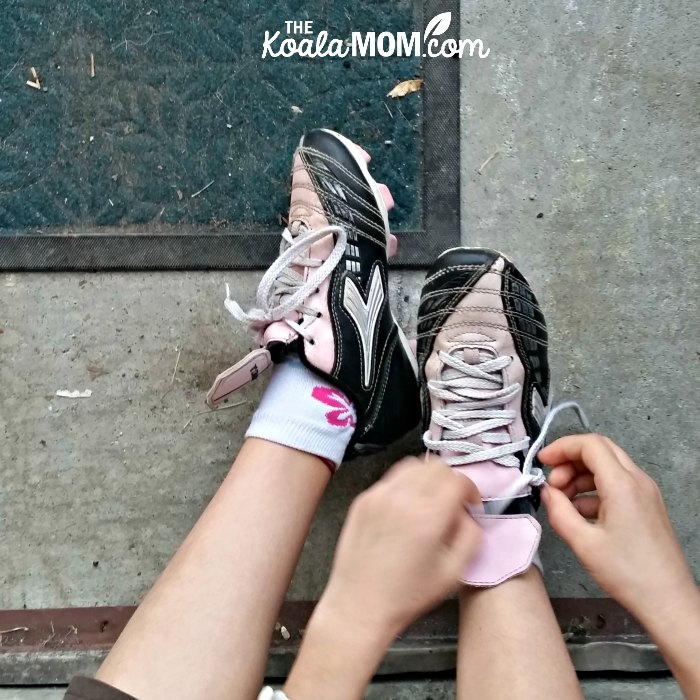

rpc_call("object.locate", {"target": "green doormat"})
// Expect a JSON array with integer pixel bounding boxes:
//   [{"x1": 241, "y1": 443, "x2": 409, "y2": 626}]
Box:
[{"x1": 0, "y1": 0, "x2": 460, "y2": 269}]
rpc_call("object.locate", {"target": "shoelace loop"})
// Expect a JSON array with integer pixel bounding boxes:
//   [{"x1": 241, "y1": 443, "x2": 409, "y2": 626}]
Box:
[{"x1": 224, "y1": 224, "x2": 347, "y2": 342}]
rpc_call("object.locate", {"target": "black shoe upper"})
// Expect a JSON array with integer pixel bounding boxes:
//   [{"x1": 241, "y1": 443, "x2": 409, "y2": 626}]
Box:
[
  {"x1": 298, "y1": 129, "x2": 388, "y2": 248},
  {"x1": 297, "y1": 130, "x2": 421, "y2": 457},
  {"x1": 417, "y1": 247, "x2": 550, "y2": 510}
]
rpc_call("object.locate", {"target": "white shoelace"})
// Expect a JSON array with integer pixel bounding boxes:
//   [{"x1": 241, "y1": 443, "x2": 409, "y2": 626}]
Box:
[
  {"x1": 424, "y1": 349, "x2": 590, "y2": 512},
  {"x1": 224, "y1": 225, "x2": 347, "y2": 342}
]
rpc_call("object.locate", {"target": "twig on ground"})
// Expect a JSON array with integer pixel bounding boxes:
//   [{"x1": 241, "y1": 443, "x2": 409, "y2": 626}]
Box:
[
  {"x1": 182, "y1": 400, "x2": 247, "y2": 433},
  {"x1": 61, "y1": 625, "x2": 79, "y2": 643},
  {"x1": 41, "y1": 621, "x2": 56, "y2": 647},
  {"x1": 113, "y1": 31, "x2": 173, "y2": 53},
  {"x1": 191, "y1": 180, "x2": 215, "y2": 199},
  {"x1": 160, "y1": 347, "x2": 182, "y2": 402},
  {"x1": 26, "y1": 67, "x2": 41, "y2": 90},
  {"x1": 477, "y1": 151, "x2": 499, "y2": 174},
  {"x1": 3, "y1": 59, "x2": 20, "y2": 81}
]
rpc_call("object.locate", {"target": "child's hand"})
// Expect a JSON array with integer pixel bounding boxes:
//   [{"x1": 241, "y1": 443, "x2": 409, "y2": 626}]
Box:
[
  {"x1": 322, "y1": 455, "x2": 482, "y2": 638},
  {"x1": 540, "y1": 434, "x2": 696, "y2": 624},
  {"x1": 285, "y1": 457, "x2": 482, "y2": 700}
]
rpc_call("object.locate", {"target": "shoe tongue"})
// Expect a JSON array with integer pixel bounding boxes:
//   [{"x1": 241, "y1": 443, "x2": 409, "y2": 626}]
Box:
[
  {"x1": 462, "y1": 346, "x2": 482, "y2": 365},
  {"x1": 288, "y1": 151, "x2": 330, "y2": 234}
]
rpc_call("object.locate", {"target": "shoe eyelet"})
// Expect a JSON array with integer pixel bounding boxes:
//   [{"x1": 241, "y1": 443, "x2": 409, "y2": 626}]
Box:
[
  {"x1": 316, "y1": 311, "x2": 323, "y2": 318},
  {"x1": 308, "y1": 338, "x2": 316, "y2": 345}
]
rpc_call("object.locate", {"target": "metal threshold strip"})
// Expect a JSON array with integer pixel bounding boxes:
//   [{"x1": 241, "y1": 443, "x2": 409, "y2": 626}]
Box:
[{"x1": 0, "y1": 599, "x2": 665, "y2": 684}]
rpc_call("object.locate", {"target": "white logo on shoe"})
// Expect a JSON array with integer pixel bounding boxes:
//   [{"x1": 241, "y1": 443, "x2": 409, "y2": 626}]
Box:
[
  {"x1": 343, "y1": 265, "x2": 385, "y2": 389},
  {"x1": 531, "y1": 388, "x2": 547, "y2": 427}
]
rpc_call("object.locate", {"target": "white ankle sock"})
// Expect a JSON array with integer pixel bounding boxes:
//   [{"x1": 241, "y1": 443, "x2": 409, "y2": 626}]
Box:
[{"x1": 246, "y1": 357, "x2": 356, "y2": 470}]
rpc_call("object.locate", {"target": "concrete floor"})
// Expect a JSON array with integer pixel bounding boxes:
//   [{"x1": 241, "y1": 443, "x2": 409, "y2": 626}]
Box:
[
  {"x1": 1, "y1": 0, "x2": 699, "y2": 694},
  {"x1": 0, "y1": 270, "x2": 421, "y2": 608},
  {"x1": 459, "y1": 0, "x2": 700, "y2": 590}
]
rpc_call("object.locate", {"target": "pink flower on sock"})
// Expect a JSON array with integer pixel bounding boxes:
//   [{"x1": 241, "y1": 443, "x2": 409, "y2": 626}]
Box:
[{"x1": 311, "y1": 387, "x2": 356, "y2": 429}]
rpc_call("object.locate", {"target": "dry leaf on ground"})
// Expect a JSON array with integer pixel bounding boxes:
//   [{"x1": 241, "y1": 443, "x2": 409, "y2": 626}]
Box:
[{"x1": 387, "y1": 78, "x2": 423, "y2": 98}]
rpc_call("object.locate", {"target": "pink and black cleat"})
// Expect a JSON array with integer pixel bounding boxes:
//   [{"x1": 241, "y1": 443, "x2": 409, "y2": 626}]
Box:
[
  {"x1": 417, "y1": 248, "x2": 561, "y2": 586},
  {"x1": 208, "y1": 129, "x2": 421, "y2": 458}
]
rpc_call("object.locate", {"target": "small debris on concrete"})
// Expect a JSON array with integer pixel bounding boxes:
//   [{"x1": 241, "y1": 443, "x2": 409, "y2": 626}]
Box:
[
  {"x1": 87, "y1": 364, "x2": 109, "y2": 380},
  {"x1": 291, "y1": 105, "x2": 303, "y2": 114},
  {"x1": 477, "y1": 151, "x2": 499, "y2": 174},
  {"x1": 280, "y1": 625, "x2": 291, "y2": 641},
  {"x1": 90, "y1": 53, "x2": 95, "y2": 78},
  {"x1": 387, "y1": 78, "x2": 423, "y2": 98},
  {"x1": 56, "y1": 389, "x2": 93, "y2": 399}
]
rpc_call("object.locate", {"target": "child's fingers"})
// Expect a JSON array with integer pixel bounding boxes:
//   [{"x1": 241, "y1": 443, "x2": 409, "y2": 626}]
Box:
[{"x1": 539, "y1": 435, "x2": 632, "y2": 491}]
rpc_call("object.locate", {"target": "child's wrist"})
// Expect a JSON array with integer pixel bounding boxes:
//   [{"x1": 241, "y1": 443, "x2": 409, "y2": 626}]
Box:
[{"x1": 284, "y1": 595, "x2": 393, "y2": 700}]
